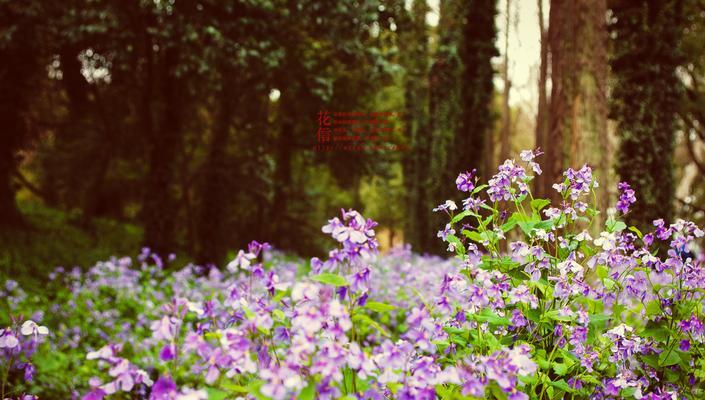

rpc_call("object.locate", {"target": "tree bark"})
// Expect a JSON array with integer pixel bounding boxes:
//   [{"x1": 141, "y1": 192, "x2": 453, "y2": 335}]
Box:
[
  {"x1": 142, "y1": 45, "x2": 183, "y2": 255},
  {"x1": 545, "y1": 0, "x2": 609, "y2": 211},
  {"x1": 500, "y1": 0, "x2": 512, "y2": 162},
  {"x1": 534, "y1": 0, "x2": 548, "y2": 198}
]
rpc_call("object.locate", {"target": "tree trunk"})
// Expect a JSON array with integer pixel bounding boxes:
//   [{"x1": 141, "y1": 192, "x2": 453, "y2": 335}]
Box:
[
  {"x1": 400, "y1": 0, "x2": 431, "y2": 252},
  {"x1": 545, "y1": 0, "x2": 609, "y2": 210},
  {"x1": 0, "y1": 12, "x2": 39, "y2": 229},
  {"x1": 196, "y1": 69, "x2": 235, "y2": 265},
  {"x1": 142, "y1": 45, "x2": 182, "y2": 255},
  {"x1": 611, "y1": 0, "x2": 684, "y2": 231},
  {"x1": 500, "y1": 0, "x2": 512, "y2": 162},
  {"x1": 534, "y1": 0, "x2": 548, "y2": 198}
]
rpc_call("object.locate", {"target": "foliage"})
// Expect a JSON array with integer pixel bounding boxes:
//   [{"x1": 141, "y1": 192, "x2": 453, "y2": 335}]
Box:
[
  {"x1": 610, "y1": 0, "x2": 685, "y2": 232},
  {"x1": 3, "y1": 151, "x2": 705, "y2": 399}
]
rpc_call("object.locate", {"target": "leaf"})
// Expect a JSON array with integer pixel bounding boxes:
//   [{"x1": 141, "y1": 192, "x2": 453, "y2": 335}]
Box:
[
  {"x1": 595, "y1": 265, "x2": 609, "y2": 280},
  {"x1": 445, "y1": 234, "x2": 465, "y2": 257},
  {"x1": 207, "y1": 388, "x2": 229, "y2": 400},
  {"x1": 352, "y1": 313, "x2": 390, "y2": 337},
  {"x1": 272, "y1": 309, "x2": 286, "y2": 321},
  {"x1": 311, "y1": 273, "x2": 348, "y2": 287},
  {"x1": 221, "y1": 382, "x2": 248, "y2": 393},
  {"x1": 549, "y1": 379, "x2": 572, "y2": 393},
  {"x1": 299, "y1": 383, "x2": 316, "y2": 400},
  {"x1": 472, "y1": 184, "x2": 489, "y2": 194},
  {"x1": 500, "y1": 213, "x2": 521, "y2": 232},
  {"x1": 552, "y1": 362, "x2": 569, "y2": 376},
  {"x1": 606, "y1": 219, "x2": 627, "y2": 233},
  {"x1": 645, "y1": 300, "x2": 661, "y2": 316},
  {"x1": 588, "y1": 313, "x2": 611, "y2": 327},
  {"x1": 365, "y1": 301, "x2": 397, "y2": 313},
  {"x1": 470, "y1": 309, "x2": 510, "y2": 325},
  {"x1": 641, "y1": 323, "x2": 670, "y2": 342},
  {"x1": 629, "y1": 226, "x2": 643, "y2": 238},
  {"x1": 245, "y1": 380, "x2": 271, "y2": 400},
  {"x1": 658, "y1": 350, "x2": 681, "y2": 366},
  {"x1": 435, "y1": 384, "x2": 457, "y2": 399},
  {"x1": 531, "y1": 198, "x2": 551, "y2": 213},
  {"x1": 450, "y1": 210, "x2": 472, "y2": 224},
  {"x1": 462, "y1": 229, "x2": 484, "y2": 243},
  {"x1": 543, "y1": 310, "x2": 574, "y2": 322}
]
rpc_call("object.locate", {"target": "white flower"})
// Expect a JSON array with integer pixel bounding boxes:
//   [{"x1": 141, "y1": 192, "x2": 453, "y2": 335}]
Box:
[
  {"x1": 20, "y1": 320, "x2": 48, "y2": 336},
  {"x1": 433, "y1": 200, "x2": 457, "y2": 212},
  {"x1": 0, "y1": 332, "x2": 19, "y2": 349},
  {"x1": 227, "y1": 250, "x2": 256, "y2": 272},
  {"x1": 594, "y1": 232, "x2": 616, "y2": 251}
]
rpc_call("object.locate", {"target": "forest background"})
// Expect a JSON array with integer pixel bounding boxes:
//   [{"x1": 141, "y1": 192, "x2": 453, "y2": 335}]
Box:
[{"x1": 2, "y1": 0, "x2": 705, "y2": 279}]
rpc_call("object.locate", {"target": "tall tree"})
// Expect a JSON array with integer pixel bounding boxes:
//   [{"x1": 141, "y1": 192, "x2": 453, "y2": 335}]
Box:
[
  {"x1": 401, "y1": 0, "x2": 432, "y2": 252},
  {"x1": 428, "y1": 0, "x2": 463, "y2": 252},
  {"x1": 458, "y1": 0, "x2": 498, "y2": 183},
  {"x1": 0, "y1": 1, "x2": 44, "y2": 228},
  {"x1": 500, "y1": 0, "x2": 512, "y2": 162},
  {"x1": 534, "y1": 0, "x2": 548, "y2": 198},
  {"x1": 545, "y1": 0, "x2": 609, "y2": 209},
  {"x1": 610, "y1": 0, "x2": 684, "y2": 230}
]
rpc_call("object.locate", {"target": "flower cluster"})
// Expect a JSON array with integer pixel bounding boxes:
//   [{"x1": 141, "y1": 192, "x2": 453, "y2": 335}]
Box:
[
  {"x1": 2, "y1": 150, "x2": 705, "y2": 400},
  {"x1": 0, "y1": 319, "x2": 48, "y2": 399}
]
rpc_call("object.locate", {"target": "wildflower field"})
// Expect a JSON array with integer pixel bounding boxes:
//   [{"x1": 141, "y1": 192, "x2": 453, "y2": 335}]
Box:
[{"x1": 3, "y1": 151, "x2": 705, "y2": 400}]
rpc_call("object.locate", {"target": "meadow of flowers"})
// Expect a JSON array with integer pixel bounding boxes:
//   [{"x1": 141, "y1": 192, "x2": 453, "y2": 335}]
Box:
[{"x1": 3, "y1": 150, "x2": 705, "y2": 399}]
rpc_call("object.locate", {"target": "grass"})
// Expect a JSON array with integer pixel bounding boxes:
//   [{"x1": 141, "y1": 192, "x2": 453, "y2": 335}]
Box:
[{"x1": 0, "y1": 201, "x2": 143, "y2": 289}]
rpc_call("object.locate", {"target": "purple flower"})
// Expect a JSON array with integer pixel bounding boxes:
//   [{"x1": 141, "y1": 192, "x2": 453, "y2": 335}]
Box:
[
  {"x1": 437, "y1": 224, "x2": 456, "y2": 241},
  {"x1": 150, "y1": 376, "x2": 177, "y2": 400},
  {"x1": 679, "y1": 339, "x2": 691, "y2": 351},
  {"x1": 455, "y1": 169, "x2": 476, "y2": 192},
  {"x1": 159, "y1": 344, "x2": 176, "y2": 361},
  {"x1": 616, "y1": 182, "x2": 636, "y2": 213},
  {"x1": 487, "y1": 159, "x2": 528, "y2": 202},
  {"x1": 23, "y1": 362, "x2": 35, "y2": 381},
  {"x1": 520, "y1": 148, "x2": 543, "y2": 175}
]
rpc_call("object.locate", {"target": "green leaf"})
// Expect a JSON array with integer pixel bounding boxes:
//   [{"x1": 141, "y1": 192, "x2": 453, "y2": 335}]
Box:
[
  {"x1": 629, "y1": 226, "x2": 643, "y2": 238},
  {"x1": 472, "y1": 184, "x2": 489, "y2": 194},
  {"x1": 365, "y1": 301, "x2": 397, "y2": 313},
  {"x1": 658, "y1": 350, "x2": 681, "y2": 366},
  {"x1": 221, "y1": 382, "x2": 248, "y2": 393},
  {"x1": 272, "y1": 309, "x2": 286, "y2": 320},
  {"x1": 501, "y1": 213, "x2": 521, "y2": 232},
  {"x1": 207, "y1": 388, "x2": 229, "y2": 400},
  {"x1": 552, "y1": 362, "x2": 569, "y2": 376},
  {"x1": 352, "y1": 313, "x2": 390, "y2": 337},
  {"x1": 645, "y1": 299, "x2": 661, "y2": 316},
  {"x1": 641, "y1": 323, "x2": 670, "y2": 342},
  {"x1": 462, "y1": 229, "x2": 484, "y2": 243},
  {"x1": 470, "y1": 309, "x2": 510, "y2": 325},
  {"x1": 311, "y1": 273, "x2": 348, "y2": 287},
  {"x1": 450, "y1": 210, "x2": 472, "y2": 224},
  {"x1": 531, "y1": 198, "x2": 551, "y2": 213},
  {"x1": 245, "y1": 380, "x2": 271, "y2": 400},
  {"x1": 606, "y1": 219, "x2": 627, "y2": 233},
  {"x1": 299, "y1": 383, "x2": 316, "y2": 400},
  {"x1": 549, "y1": 379, "x2": 573, "y2": 393},
  {"x1": 445, "y1": 234, "x2": 465, "y2": 257},
  {"x1": 543, "y1": 310, "x2": 574, "y2": 322},
  {"x1": 595, "y1": 264, "x2": 609, "y2": 280},
  {"x1": 588, "y1": 313, "x2": 611, "y2": 326}
]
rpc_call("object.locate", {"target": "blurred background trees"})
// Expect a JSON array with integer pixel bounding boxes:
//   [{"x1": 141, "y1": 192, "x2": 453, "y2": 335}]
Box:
[{"x1": 1, "y1": 0, "x2": 705, "y2": 274}]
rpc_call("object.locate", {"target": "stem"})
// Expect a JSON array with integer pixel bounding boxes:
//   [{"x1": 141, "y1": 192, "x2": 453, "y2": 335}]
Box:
[{"x1": 2, "y1": 354, "x2": 15, "y2": 399}]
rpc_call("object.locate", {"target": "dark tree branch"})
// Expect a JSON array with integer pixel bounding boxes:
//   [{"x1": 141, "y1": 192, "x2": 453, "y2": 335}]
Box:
[
  {"x1": 12, "y1": 171, "x2": 49, "y2": 201},
  {"x1": 676, "y1": 197, "x2": 705, "y2": 214},
  {"x1": 679, "y1": 113, "x2": 705, "y2": 175}
]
